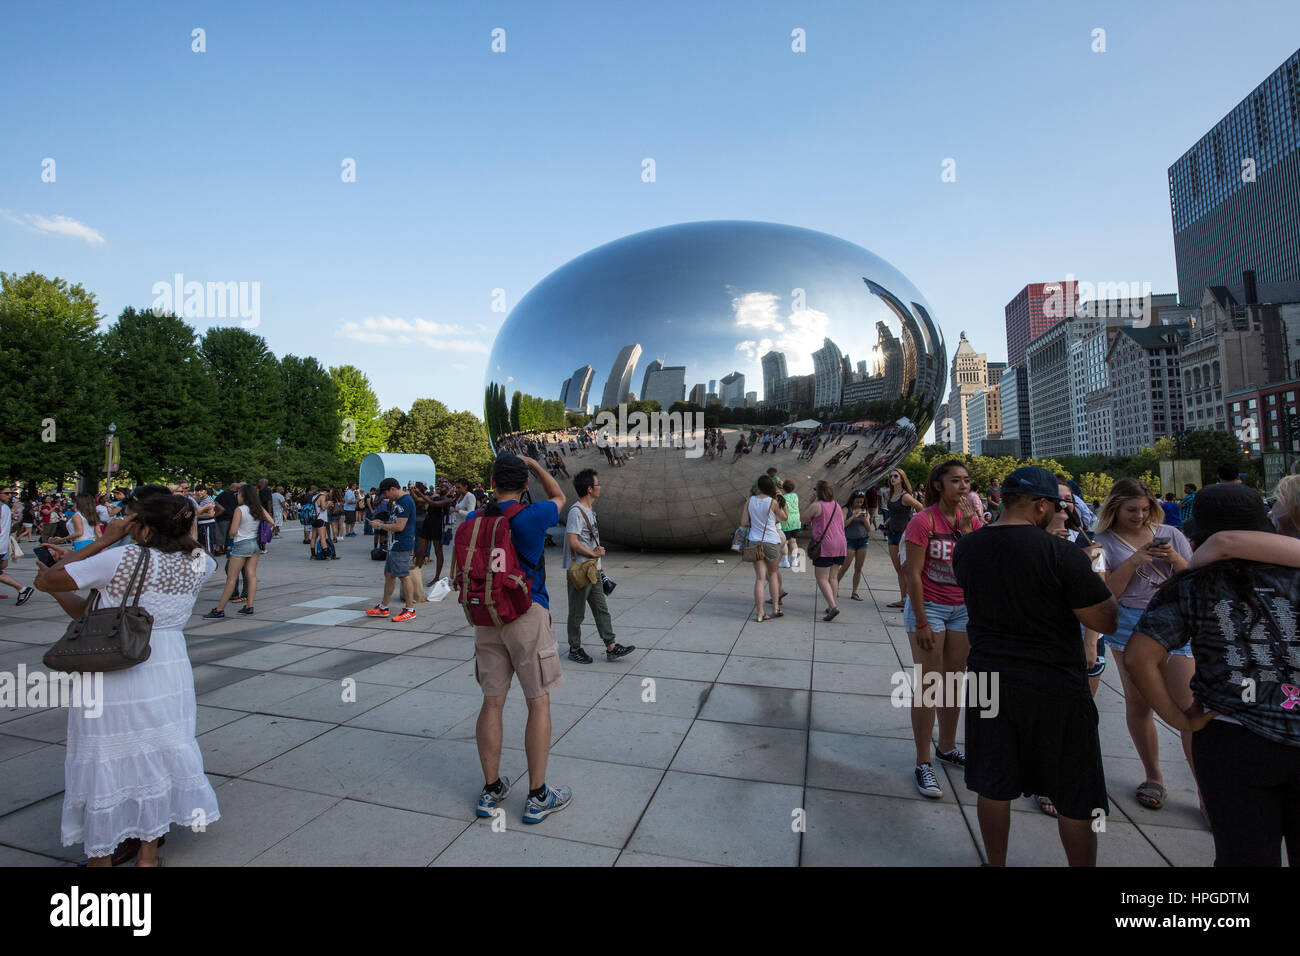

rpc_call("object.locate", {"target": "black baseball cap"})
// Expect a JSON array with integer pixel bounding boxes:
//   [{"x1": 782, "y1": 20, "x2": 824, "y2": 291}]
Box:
[
  {"x1": 1183, "y1": 483, "x2": 1272, "y2": 546},
  {"x1": 1002, "y1": 466, "x2": 1061, "y2": 500}
]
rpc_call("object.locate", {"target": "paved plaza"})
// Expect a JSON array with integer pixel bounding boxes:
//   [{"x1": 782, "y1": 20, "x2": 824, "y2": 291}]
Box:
[{"x1": 0, "y1": 532, "x2": 1213, "y2": 866}]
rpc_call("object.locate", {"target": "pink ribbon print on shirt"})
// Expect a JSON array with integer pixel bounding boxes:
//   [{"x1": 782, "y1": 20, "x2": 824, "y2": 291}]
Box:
[{"x1": 1281, "y1": 685, "x2": 1300, "y2": 710}]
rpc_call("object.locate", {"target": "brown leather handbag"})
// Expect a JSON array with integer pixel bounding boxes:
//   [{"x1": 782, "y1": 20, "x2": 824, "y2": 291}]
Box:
[{"x1": 43, "y1": 548, "x2": 154, "y2": 673}]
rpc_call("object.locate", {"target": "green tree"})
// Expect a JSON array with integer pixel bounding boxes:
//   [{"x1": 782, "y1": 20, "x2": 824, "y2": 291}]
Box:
[
  {"x1": 102, "y1": 307, "x2": 217, "y2": 482},
  {"x1": 0, "y1": 272, "x2": 109, "y2": 488},
  {"x1": 280, "y1": 355, "x2": 340, "y2": 456},
  {"x1": 390, "y1": 398, "x2": 451, "y2": 453},
  {"x1": 1076, "y1": 472, "x2": 1114, "y2": 503},
  {"x1": 199, "y1": 327, "x2": 284, "y2": 456},
  {"x1": 426, "y1": 411, "x2": 493, "y2": 484},
  {"x1": 380, "y1": 406, "x2": 406, "y2": 450},
  {"x1": 509, "y1": 391, "x2": 521, "y2": 432},
  {"x1": 330, "y1": 364, "x2": 385, "y2": 465}
]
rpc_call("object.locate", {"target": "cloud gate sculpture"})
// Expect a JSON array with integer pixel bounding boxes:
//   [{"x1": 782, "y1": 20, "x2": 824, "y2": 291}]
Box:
[{"x1": 485, "y1": 220, "x2": 946, "y2": 549}]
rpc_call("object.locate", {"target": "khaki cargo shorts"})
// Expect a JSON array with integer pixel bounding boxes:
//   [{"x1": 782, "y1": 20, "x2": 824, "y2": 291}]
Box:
[{"x1": 474, "y1": 602, "x2": 564, "y2": 699}]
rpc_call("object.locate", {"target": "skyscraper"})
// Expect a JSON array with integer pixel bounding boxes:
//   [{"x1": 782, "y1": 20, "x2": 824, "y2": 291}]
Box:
[
  {"x1": 761, "y1": 350, "x2": 788, "y2": 404},
  {"x1": 946, "y1": 332, "x2": 988, "y2": 454},
  {"x1": 812, "y1": 338, "x2": 844, "y2": 409},
  {"x1": 1168, "y1": 49, "x2": 1300, "y2": 306},
  {"x1": 600, "y1": 344, "x2": 642, "y2": 410},
  {"x1": 689, "y1": 383, "x2": 706, "y2": 406},
  {"x1": 720, "y1": 371, "x2": 745, "y2": 407},
  {"x1": 1005, "y1": 281, "x2": 1079, "y2": 367},
  {"x1": 643, "y1": 364, "x2": 686, "y2": 409},
  {"x1": 640, "y1": 359, "x2": 664, "y2": 402},
  {"x1": 564, "y1": 365, "x2": 594, "y2": 412}
]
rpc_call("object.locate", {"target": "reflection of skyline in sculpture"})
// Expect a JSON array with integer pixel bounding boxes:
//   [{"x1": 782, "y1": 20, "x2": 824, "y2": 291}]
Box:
[
  {"x1": 600, "y1": 343, "x2": 642, "y2": 409},
  {"x1": 482, "y1": 220, "x2": 947, "y2": 548},
  {"x1": 561, "y1": 364, "x2": 594, "y2": 412}
]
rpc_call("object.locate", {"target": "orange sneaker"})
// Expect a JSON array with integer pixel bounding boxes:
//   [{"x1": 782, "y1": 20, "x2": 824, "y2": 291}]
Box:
[
  {"x1": 392, "y1": 609, "x2": 417, "y2": 623},
  {"x1": 365, "y1": 605, "x2": 390, "y2": 617}
]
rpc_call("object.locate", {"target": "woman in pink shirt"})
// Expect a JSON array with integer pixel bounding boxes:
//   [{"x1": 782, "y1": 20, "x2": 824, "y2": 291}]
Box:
[
  {"x1": 805, "y1": 479, "x2": 849, "y2": 621},
  {"x1": 903, "y1": 459, "x2": 981, "y2": 799}
]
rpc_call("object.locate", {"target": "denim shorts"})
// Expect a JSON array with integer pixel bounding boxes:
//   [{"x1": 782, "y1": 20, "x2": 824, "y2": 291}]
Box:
[
  {"x1": 229, "y1": 537, "x2": 259, "y2": 558},
  {"x1": 1103, "y1": 604, "x2": 1191, "y2": 657},
  {"x1": 845, "y1": 536, "x2": 868, "y2": 551},
  {"x1": 886, "y1": 529, "x2": 904, "y2": 547},
  {"x1": 903, "y1": 596, "x2": 969, "y2": 633}
]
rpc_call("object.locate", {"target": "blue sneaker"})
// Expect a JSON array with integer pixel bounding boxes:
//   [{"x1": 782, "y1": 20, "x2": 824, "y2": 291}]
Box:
[
  {"x1": 475, "y1": 775, "x2": 512, "y2": 818},
  {"x1": 522, "y1": 783, "x2": 572, "y2": 824}
]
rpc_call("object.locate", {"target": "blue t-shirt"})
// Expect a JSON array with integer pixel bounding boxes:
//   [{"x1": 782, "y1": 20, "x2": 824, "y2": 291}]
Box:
[
  {"x1": 468, "y1": 499, "x2": 559, "y2": 609},
  {"x1": 390, "y1": 494, "x2": 417, "y2": 551},
  {"x1": 1160, "y1": 501, "x2": 1182, "y2": 527}
]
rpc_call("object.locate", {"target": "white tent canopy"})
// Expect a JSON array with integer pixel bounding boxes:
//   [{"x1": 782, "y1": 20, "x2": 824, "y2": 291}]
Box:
[{"x1": 787, "y1": 419, "x2": 822, "y2": 430}]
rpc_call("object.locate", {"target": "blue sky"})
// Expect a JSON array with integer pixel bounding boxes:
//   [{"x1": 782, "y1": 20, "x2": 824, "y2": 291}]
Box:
[{"x1": 3, "y1": 0, "x2": 1298, "y2": 420}]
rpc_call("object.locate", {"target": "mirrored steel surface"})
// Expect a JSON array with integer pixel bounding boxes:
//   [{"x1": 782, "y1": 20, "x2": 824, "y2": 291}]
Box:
[{"x1": 485, "y1": 220, "x2": 946, "y2": 549}]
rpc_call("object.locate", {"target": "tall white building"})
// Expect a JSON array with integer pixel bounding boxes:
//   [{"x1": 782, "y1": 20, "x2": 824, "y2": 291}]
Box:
[
  {"x1": 720, "y1": 371, "x2": 746, "y2": 407},
  {"x1": 1025, "y1": 315, "x2": 1102, "y2": 459},
  {"x1": 600, "y1": 344, "x2": 642, "y2": 409},
  {"x1": 946, "y1": 332, "x2": 988, "y2": 455},
  {"x1": 813, "y1": 338, "x2": 844, "y2": 409}
]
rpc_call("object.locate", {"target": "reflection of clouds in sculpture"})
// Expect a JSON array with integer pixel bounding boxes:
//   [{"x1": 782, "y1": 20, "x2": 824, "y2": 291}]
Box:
[
  {"x1": 482, "y1": 220, "x2": 946, "y2": 548},
  {"x1": 731, "y1": 290, "x2": 783, "y2": 331},
  {"x1": 775, "y1": 309, "x2": 829, "y2": 375},
  {"x1": 735, "y1": 337, "x2": 774, "y2": 361}
]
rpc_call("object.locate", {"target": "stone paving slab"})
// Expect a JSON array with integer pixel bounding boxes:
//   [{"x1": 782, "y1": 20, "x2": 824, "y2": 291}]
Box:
[{"x1": 0, "y1": 530, "x2": 1212, "y2": 865}]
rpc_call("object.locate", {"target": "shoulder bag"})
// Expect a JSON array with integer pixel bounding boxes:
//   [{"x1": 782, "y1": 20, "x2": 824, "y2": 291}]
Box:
[
  {"x1": 742, "y1": 500, "x2": 773, "y2": 563},
  {"x1": 806, "y1": 502, "x2": 834, "y2": 560},
  {"x1": 43, "y1": 548, "x2": 154, "y2": 674},
  {"x1": 567, "y1": 505, "x2": 602, "y2": 588}
]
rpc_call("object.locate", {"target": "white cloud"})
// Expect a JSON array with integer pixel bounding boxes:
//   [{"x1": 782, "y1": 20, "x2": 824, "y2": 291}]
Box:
[
  {"x1": 734, "y1": 337, "x2": 774, "y2": 361},
  {"x1": 336, "y1": 315, "x2": 490, "y2": 353},
  {"x1": 1, "y1": 209, "x2": 105, "y2": 245},
  {"x1": 731, "y1": 291, "x2": 783, "y2": 331}
]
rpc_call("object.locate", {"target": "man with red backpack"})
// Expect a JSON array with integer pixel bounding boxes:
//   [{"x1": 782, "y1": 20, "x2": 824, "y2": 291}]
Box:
[{"x1": 456, "y1": 454, "x2": 571, "y2": 825}]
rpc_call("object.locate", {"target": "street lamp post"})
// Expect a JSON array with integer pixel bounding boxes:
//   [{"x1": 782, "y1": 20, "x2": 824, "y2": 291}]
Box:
[{"x1": 105, "y1": 422, "x2": 117, "y2": 496}]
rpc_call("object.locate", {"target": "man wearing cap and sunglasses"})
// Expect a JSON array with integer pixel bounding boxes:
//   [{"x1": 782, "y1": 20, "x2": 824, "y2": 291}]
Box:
[
  {"x1": 952, "y1": 466, "x2": 1119, "y2": 866},
  {"x1": 0, "y1": 488, "x2": 35, "y2": 605}
]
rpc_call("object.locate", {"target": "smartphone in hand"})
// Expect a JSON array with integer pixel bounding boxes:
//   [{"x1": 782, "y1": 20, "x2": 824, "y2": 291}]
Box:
[{"x1": 33, "y1": 545, "x2": 56, "y2": 567}]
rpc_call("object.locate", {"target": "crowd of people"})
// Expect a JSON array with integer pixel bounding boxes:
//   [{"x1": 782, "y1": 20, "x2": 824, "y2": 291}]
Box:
[{"x1": 6, "y1": 420, "x2": 1300, "y2": 868}]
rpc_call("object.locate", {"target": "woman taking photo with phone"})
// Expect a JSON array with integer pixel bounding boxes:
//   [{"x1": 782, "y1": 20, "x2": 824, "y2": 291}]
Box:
[
  {"x1": 203, "y1": 483, "x2": 269, "y2": 618},
  {"x1": 902, "y1": 459, "x2": 981, "y2": 799},
  {"x1": 838, "y1": 490, "x2": 872, "y2": 601},
  {"x1": 880, "y1": 469, "x2": 922, "y2": 609},
  {"x1": 1092, "y1": 477, "x2": 1193, "y2": 812},
  {"x1": 33, "y1": 494, "x2": 220, "y2": 866}
]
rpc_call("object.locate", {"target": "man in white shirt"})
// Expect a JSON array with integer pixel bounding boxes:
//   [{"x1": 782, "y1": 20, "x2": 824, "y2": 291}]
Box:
[{"x1": 0, "y1": 489, "x2": 34, "y2": 604}]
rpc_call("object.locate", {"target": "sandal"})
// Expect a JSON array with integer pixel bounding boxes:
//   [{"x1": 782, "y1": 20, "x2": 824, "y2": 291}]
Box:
[
  {"x1": 886, "y1": 600, "x2": 905, "y2": 609},
  {"x1": 1035, "y1": 794, "x2": 1059, "y2": 818},
  {"x1": 851, "y1": 593, "x2": 863, "y2": 601},
  {"x1": 772, "y1": 607, "x2": 784, "y2": 618},
  {"x1": 755, "y1": 613, "x2": 768, "y2": 623},
  {"x1": 1136, "y1": 780, "x2": 1167, "y2": 810}
]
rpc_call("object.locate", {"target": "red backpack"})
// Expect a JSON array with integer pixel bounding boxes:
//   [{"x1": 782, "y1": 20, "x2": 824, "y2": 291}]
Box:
[{"x1": 450, "y1": 502, "x2": 540, "y2": 627}]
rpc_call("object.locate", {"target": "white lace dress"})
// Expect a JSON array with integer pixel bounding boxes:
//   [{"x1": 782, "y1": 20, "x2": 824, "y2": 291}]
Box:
[{"x1": 62, "y1": 544, "x2": 220, "y2": 857}]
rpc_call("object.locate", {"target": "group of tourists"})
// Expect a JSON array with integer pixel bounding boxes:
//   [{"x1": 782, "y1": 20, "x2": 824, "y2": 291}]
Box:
[{"x1": 735, "y1": 453, "x2": 1300, "y2": 866}]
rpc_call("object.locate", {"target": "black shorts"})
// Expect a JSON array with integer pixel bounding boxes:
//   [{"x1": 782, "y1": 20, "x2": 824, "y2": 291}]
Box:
[
  {"x1": 312, "y1": 518, "x2": 326, "y2": 528},
  {"x1": 964, "y1": 677, "x2": 1107, "y2": 820},
  {"x1": 811, "y1": 555, "x2": 845, "y2": 568}
]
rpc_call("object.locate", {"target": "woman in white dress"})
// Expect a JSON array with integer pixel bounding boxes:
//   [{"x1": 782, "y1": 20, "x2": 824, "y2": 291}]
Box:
[{"x1": 34, "y1": 493, "x2": 219, "y2": 866}]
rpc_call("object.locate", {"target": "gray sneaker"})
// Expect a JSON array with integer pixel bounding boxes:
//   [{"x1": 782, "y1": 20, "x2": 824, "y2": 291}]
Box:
[
  {"x1": 475, "y1": 775, "x2": 512, "y2": 818},
  {"x1": 522, "y1": 783, "x2": 572, "y2": 824}
]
